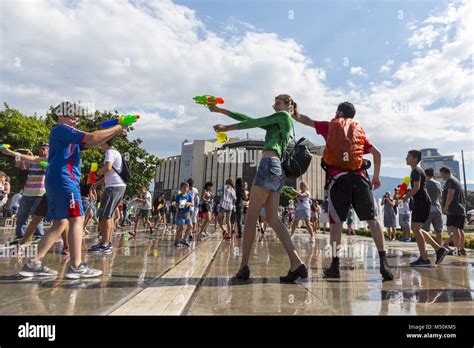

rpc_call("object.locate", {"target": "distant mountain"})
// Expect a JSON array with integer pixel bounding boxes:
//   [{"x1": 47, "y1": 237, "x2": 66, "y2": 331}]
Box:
[{"x1": 375, "y1": 176, "x2": 474, "y2": 200}]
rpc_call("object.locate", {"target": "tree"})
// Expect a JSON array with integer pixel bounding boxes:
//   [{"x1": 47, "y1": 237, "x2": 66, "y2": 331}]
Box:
[{"x1": 1, "y1": 103, "x2": 161, "y2": 197}]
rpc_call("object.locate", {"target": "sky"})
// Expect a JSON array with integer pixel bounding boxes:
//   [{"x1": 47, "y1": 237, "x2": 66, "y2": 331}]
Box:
[{"x1": 0, "y1": 0, "x2": 473, "y2": 182}]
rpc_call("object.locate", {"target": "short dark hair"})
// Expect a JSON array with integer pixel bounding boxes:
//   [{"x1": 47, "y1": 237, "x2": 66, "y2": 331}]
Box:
[
  {"x1": 204, "y1": 182, "x2": 213, "y2": 191},
  {"x1": 408, "y1": 150, "x2": 422, "y2": 164},
  {"x1": 424, "y1": 168, "x2": 434, "y2": 178},
  {"x1": 439, "y1": 167, "x2": 451, "y2": 174},
  {"x1": 180, "y1": 182, "x2": 188, "y2": 189},
  {"x1": 337, "y1": 102, "x2": 356, "y2": 119},
  {"x1": 187, "y1": 178, "x2": 194, "y2": 186},
  {"x1": 106, "y1": 137, "x2": 115, "y2": 147},
  {"x1": 52, "y1": 101, "x2": 83, "y2": 121}
]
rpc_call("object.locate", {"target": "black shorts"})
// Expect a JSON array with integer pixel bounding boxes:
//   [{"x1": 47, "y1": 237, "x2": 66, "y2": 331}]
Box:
[
  {"x1": 411, "y1": 201, "x2": 430, "y2": 223},
  {"x1": 328, "y1": 173, "x2": 375, "y2": 223},
  {"x1": 200, "y1": 203, "x2": 210, "y2": 213},
  {"x1": 34, "y1": 194, "x2": 48, "y2": 217},
  {"x1": 446, "y1": 215, "x2": 465, "y2": 229}
]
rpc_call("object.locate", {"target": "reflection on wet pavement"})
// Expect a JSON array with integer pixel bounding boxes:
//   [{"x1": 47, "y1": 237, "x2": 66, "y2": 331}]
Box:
[{"x1": 0, "y1": 224, "x2": 472, "y2": 315}]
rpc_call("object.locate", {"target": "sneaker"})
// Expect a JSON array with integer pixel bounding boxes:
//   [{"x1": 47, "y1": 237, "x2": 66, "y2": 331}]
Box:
[
  {"x1": 19, "y1": 262, "x2": 58, "y2": 277},
  {"x1": 62, "y1": 246, "x2": 70, "y2": 255},
  {"x1": 180, "y1": 240, "x2": 191, "y2": 247},
  {"x1": 459, "y1": 249, "x2": 467, "y2": 256},
  {"x1": 173, "y1": 240, "x2": 181, "y2": 247},
  {"x1": 409, "y1": 256, "x2": 432, "y2": 267},
  {"x1": 9, "y1": 237, "x2": 22, "y2": 246},
  {"x1": 435, "y1": 247, "x2": 448, "y2": 265},
  {"x1": 379, "y1": 257, "x2": 394, "y2": 281},
  {"x1": 65, "y1": 263, "x2": 102, "y2": 279},
  {"x1": 88, "y1": 243, "x2": 105, "y2": 253},
  {"x1": 102, "y1": 243, "x2": 113, "y2": 255},
  {"x1": 323, "y1": 260, "x2": 340, "y2": 279},
  {"x1": 189, "y1": 233, "x2": 193, "y2": 240}
]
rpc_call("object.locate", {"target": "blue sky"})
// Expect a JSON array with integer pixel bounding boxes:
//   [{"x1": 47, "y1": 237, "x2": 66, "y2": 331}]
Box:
[{"x1": 1, "y1": 0, "x2": 472, "y2": 182}]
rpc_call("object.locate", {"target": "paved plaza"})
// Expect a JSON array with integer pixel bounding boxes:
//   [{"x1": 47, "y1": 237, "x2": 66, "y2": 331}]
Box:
[{"x1": 0, "y1": 223, "x2": 472, "y2": 316}]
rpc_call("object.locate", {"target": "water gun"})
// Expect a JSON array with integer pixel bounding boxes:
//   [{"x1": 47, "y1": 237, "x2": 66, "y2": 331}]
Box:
[
  {"x1": 193, "y1": 95, "x2": 224, "y2": 106},
  {"x1": 216, "y1": 131, "x2": 228, "y2": 143},
  {"x1": 39, "y1": 161, "x2": 48, "y2": 168},
  {"x1": 101, "y1": 115, "x2": 140, "y2": 128},
  {"x1": 88, "y1": 162, "x2": 98, "y2": 184},
  {"x1": 0, "y1": 144, "x2": 11, "y2": 149},
  {"x1": 283, "y1": 185, "x2": 297, "y2": 199},
  {"x1": 396, "y1": 176, "x2": 410, "y2": 198}
]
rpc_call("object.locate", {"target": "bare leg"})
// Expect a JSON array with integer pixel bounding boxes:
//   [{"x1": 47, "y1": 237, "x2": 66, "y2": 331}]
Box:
[
  {"x1": 239, "y1": 186, "x2": 270, "y2": 268},
  {"x1": 304, "y1": 220, "x2": 314, "y2": 238},
  {"x1": 264, "y1": 191, "x2": 304, "y2": 270},
  {"x1": 26, "y1": 219, "x2": 68, "y2": 265},
  {"x1": 217, "y1": 212, "x2": 226, "y2": 234},
  {"x1": 61, "y1": 228, "x2": 69, "y2": 249},
  {"x1": 366, "y1": 219, "x2": 386, "y2": 252},
  {"x1": 21, "y1": 215, "x2": 44, "y2": 244},
  {"x1": 68, "y1": 216, "x2": 85, "y2": 268}
]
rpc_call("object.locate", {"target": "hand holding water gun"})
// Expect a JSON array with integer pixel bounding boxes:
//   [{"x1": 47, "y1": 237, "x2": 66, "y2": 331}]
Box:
[
  {"x1": 396, "y1": 176, "x2": 410, "y2": 198},
  {"x1": 88, "y1": 163, "x2": 99, "y2": 184},
  {"x1": 193, "y1": 95, "x2": 224, "y2": 107},
  {"x1": 101, "y1": 115, "x2": 140, "y2": 129},
  {"x1": 0, "y1": 144, "x2": 11, "y2": 149},
  {"x1": 39, "y1": 161, "x2": 48, "y2": 168},
  {"x1": 283, "y1": 185, "x2": 298, "y2": 199}
]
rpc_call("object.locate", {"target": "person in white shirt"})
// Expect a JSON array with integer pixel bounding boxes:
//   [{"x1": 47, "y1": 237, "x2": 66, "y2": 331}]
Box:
[
  {"x1": 186, "y1": 178, "x2": 200, "y2": 239},
  {"x1": 132, "y1": 186, "x2": 154, "y2": 238},
  {"x1": 9, "y1": 191, "x2": 23, "y2": 216},
  {"x1": 397, "y1": 192, "x2": 411, "y2": 242},
  {"x1": 89, "y1": 139, "x2": 127, "y2": 254},
  {"x1": 218, "y1": 179, "x2": 236, "y2": 240}
]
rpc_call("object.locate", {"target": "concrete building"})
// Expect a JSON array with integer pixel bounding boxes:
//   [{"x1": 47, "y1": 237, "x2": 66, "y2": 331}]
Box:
[
  {"x1": 420, "y1": 148, "x2": 461, "y2": 184},
  {"x1": 154, "y1": 138, "x2": 326, "y2": 201}
]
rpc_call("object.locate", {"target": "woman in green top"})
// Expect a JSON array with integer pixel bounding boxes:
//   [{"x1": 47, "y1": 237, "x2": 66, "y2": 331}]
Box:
[{"x1": 209, "y1": 94, "x2": 308, "y2": 282}]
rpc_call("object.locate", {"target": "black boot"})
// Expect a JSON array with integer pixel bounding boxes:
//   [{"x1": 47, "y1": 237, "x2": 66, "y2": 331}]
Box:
[
  {"x1": 280, "y1": 264, "x2": 308, "y2": 283},
  {"x1": 323, "y1": 259, "x2": 340, "y2": 279},
  {"x1": 380, "y1": 257, "x2": 394, "y2": 281},
  {"x1": 235, "y1": 266, "x2": 250, "y2": 280}
]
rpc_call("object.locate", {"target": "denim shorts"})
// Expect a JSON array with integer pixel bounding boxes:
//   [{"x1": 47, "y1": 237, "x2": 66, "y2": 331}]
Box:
[
  {"x1": 176, "y1": 218, "x2": 192, "y2": 226},
  {"x1": 252, "y1": 157, "x2": 286, "y2": 193}
]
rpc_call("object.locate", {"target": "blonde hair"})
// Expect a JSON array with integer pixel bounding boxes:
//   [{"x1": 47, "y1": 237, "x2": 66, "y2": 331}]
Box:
[{"x1": 276, "y1": 94, "x2": 296, "y2": 115}]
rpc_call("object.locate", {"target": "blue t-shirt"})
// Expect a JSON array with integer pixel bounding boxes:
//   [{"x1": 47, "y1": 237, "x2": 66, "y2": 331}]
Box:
[
  {"x1": 46, "y1": 124, "x2": 86, "y2": 189},
  {"x1": 176, "y1": 192, "x2": 193, "y2": 214}
]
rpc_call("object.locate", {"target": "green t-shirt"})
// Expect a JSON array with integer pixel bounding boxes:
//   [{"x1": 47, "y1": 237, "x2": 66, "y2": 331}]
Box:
[{"x1": 228, "y1": 110, "x2": 293, "y2": 158}]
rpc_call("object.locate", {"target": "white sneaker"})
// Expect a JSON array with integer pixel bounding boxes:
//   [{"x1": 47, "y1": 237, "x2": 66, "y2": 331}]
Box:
[{"x1": 65, "y1": 263, "x2": 102, "y2": 279}]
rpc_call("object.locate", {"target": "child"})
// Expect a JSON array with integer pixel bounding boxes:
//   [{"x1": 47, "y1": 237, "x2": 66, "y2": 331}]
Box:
[
  {"x1": 401, "y1": 150, "x2": 448, "y2": 267},
  {"x1": 174, "y1": 182, "x2": 194, "y2": 247}
]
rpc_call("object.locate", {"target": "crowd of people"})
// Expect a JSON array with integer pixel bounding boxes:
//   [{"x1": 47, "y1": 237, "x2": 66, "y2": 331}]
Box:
[{"x1": 0, "y1": 97, "x2": 469, "y2": 283}]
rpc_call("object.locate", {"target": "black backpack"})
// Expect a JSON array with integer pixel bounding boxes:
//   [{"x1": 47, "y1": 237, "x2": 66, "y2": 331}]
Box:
[
  {"x1": 281, "y1": 125, "x2": 312, "y2": 179},
  {"x1": 112, "y1": 151, "x2": 131, "y2": 184}
]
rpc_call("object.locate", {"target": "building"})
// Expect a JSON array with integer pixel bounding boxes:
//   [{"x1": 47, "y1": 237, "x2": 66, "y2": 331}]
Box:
[
  {"x1": 154, "y1": 138, "x2": 326, "y2": 201},
  {"x1": 420, "y1": 148, "x2": 461, "y2": 184}
]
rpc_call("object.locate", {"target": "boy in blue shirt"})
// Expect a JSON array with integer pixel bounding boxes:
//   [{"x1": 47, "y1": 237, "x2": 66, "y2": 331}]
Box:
[
  {"x1": 174, "y1": 182, "x2": 194, "y2": 247},
  {"x1": 20, "y1": 101, "x2": 128, "y2": 279}
]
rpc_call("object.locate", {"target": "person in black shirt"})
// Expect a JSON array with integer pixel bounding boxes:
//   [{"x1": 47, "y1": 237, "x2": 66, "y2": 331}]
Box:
[
  {"x1": 440, "y1": 167, "x2": 466, "y2": 256},
  {"x1": 401, "y1": 150, "x2": 448, "y2": 267}
]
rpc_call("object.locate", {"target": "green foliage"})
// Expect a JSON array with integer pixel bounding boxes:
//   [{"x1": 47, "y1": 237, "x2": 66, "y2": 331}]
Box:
[
  {"x1": 1, "y1": 103, "x2": 161, "y2": 197},
  {"x1": 0, "y1": 103, "x2": 50, "y2": 192}
]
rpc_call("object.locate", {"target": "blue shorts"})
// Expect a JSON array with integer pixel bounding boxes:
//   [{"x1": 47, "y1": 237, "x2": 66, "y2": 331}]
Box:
[
  {"x1": 253, "y1": 157, "x2": 286, "y2": 193},
  {"x1": 176, "y1": 218, "x2": 192, "y2": 226},
  {"x1": 46, "y1": 185, "x2": 84, "y2": 220}
]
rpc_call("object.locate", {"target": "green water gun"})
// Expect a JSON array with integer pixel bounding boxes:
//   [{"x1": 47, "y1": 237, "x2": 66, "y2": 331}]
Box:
[{"x1": 193, "y1": 95, "x2": 224, "y2": 106}]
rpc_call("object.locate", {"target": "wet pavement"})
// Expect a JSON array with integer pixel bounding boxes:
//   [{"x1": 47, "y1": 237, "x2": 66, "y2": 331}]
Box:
[{"x1": 0, "y1": 223, "x2": 472, "y2": 315}]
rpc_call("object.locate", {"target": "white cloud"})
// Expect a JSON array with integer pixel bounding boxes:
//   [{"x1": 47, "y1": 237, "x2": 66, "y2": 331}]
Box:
[
  {"x1": 0, "y1": 0, "x2": 472, "y2": 182},
  {"x1": 350, "y1": 66, "x2": 367, "y2": 77},
  {"x1": 379, "y1": 59, "x2": 394, "y2": 72},
  {"x1": 408, "y1": 25, "x2": 440, "y2": 49}
]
